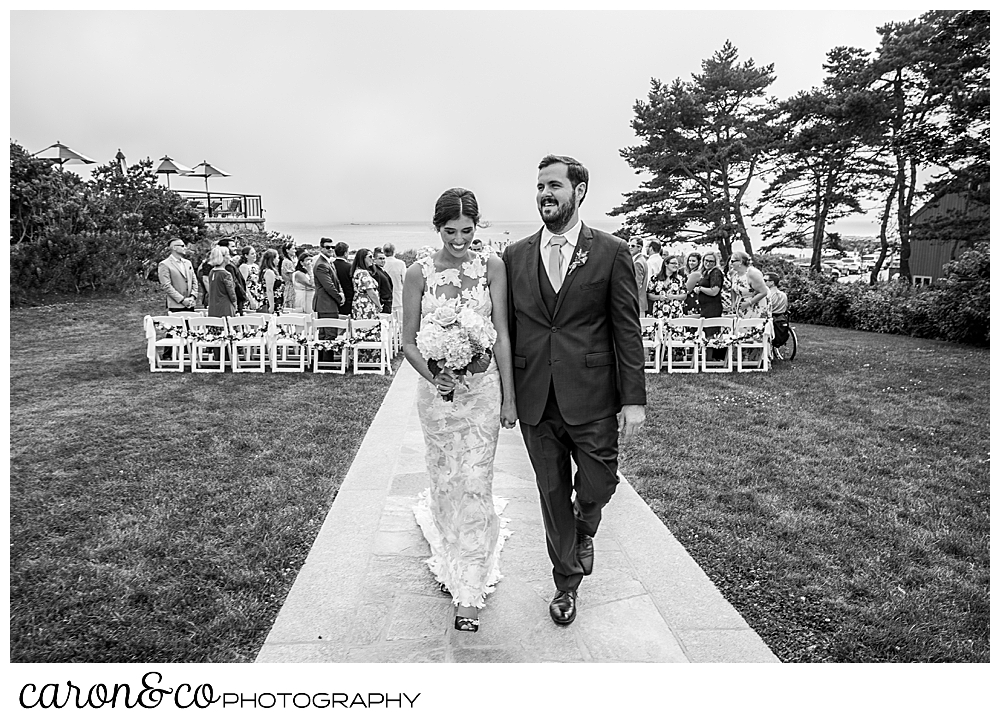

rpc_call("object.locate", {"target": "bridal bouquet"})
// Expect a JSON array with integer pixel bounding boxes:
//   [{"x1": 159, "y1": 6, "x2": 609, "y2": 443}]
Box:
[{"x1": 416, "y1": 299, "x2": 497, "y2": 402}]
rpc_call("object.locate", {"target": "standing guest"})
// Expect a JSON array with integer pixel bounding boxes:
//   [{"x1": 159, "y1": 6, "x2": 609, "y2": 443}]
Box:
[
  {"x1": 693, "y1": 252, "x2": 725, "y2": 317},
  {"x1": 372, "y1": 248, "x2": 394, "y2": 313},
  {"x1": 258, "y1": 248, "x2": 284, "y2": 314},
  {"x1": 278, "y1": 240, "x2": 297, "y2": 310},
  {"x1": 207, "y1": 246, "x2": 237, "y2": 318},
  {"x1": 350, "y1": 248, "x2": 381, "y2": 320},
  {"x1": 333, "y1": 241, "x2": 355, "y2": 317},
  {"x1": 292, "y1": 248, "x2": 316, "y2": 313},
  {"x1": 158, "y1": 238, "x2": 198, "y2": 313},
  {"x1": 728, "y1": 250, "x2": 770, "y2": 318},
  {"x1": 628, "y1": 237, "x2": 649, "y2": 317},
  {"x1": 646, "y1": 255, "x2": 687, "y2": 320},
  {"x1": 350, "y1": 247, "x2": 382, "y2": 365},
  {"x1": 682, "y1": 252, "x2": 702, "y2": 315},
  {"x1": 239, "y1": 246, "x2": 261, "y2": 312},
  {"x1": 646, "y1": 240, "x2": 664, "y2": 280},
  {"x1": 217, "y1": 238, "x2": 248, "y2": 314},
  {"x1": 313, "y1": 238, "x2": 346, "y2": 361},
  {"x1": 382, "y1": 243, "x2": 406, "y2": 331}
]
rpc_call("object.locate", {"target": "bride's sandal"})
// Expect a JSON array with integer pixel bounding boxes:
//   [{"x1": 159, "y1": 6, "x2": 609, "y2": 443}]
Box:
[
  {"x1": 454, "y1": 616, "x2": 480, "y2": 633},
  {"x1": 438, "y1": 582, "x2": 450, "y2": 595}
]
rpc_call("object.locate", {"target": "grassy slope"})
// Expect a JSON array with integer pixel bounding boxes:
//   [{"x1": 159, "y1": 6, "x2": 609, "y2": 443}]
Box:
[{"x1": 622, "y1": 324, "x2": 989, "y2": 662}]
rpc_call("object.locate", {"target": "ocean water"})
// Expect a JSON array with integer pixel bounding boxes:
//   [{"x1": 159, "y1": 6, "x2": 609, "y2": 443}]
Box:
[{"x1": 267, "y1": 220, "x2": 546, "y2": 254}]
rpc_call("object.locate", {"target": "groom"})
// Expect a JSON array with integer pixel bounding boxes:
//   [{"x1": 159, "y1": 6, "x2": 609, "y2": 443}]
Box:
[{"x1": 503, "y1": 154, "x2": 646, "y2": 626}]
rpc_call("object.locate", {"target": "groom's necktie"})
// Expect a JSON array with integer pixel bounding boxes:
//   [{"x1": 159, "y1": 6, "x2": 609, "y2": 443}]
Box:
[{"x1": 548, "y1": 235, "x2": 566, "y2": 293}]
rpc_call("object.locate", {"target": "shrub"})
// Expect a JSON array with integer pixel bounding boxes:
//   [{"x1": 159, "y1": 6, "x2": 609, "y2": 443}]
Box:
[{"x1": 771, "y1": 243, "x2": 989, "y2": 346}]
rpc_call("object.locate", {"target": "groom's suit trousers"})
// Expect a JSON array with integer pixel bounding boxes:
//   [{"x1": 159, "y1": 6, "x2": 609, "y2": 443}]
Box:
[{"x1": 521, "y1": 381, "x2": 619, "y2": 594}]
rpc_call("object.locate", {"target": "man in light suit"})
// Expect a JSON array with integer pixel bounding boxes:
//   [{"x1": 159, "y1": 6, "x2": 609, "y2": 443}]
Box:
[
  {"x1": 629, "y1": 237, "x2": 649, "y2": 317},
  {"x1": 158, "y1": 238, "x2": 198, "y2": 312},
  {"x1": 313, "y1": 237, "x2": 346, "y2": 362},
  {"x1": 503, "y1": 155, "x2": 646, "y2": 626}
]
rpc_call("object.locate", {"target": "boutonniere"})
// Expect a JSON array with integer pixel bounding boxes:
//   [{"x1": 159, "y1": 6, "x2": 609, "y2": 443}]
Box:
[{"x1": 566, "y1": 250, "x2": 589, "y2": 276}]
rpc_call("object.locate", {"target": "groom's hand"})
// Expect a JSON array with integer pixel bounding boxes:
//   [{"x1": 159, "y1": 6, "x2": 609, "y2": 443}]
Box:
[{"x1": 618, "y1": 405, "x2": 646, "y2": 441}]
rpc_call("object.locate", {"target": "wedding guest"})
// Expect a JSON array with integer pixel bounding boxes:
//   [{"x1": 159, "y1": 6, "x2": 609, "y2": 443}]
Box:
[
  {"x1": 313, "y1": 238, "x2": 345, "y2": 361},
  {"x1": 333, "y1": 241, "x2": 354, "y2": 316},
  {"x1": 207, "y1": 246, "x2": 237, "y2": 318},
  {"x1": 646, "y1": 240, "x2": 664, "y2": 280},
  {"x1": 239, "y1": 246, "x2": 261, "y2": 312},
  {"x1": 766, "y1": 272, "x2": 788, "y2": 316},
  {"x1": 197, "y1": 252, "x2": 214, "y2": 307},
  {"x1": 350, "y1": 248, "x2": 381, "y2": 320},
  {"x1": 278, "y1": 240, "x2": 297, "y2": 310},
  {"x1": 682, "y1": 252, "x2": 702, "y2": 315},
  {"x1": 292, "y1": 248, "x2": 315, "y2": 313},
  {"x1": 382, "y1": 243, "x2": 406, "y2": 331},
  {"x1": 628, "y1": 237, "x2": 649, "y2": 316},
  {"x1": 217, "y1": 238, "x2": 248, "y2": 314},
  {"x1": 693, "y1": 252, "x2": 725, "y2": 318},
  {"x1": 351, "y1": 247, "x2": 382, "y2": 364},
  {"x1": 729, "y1": 250, "x2": 769, "y2": 318},
  {"x1": 373, "y1": 248, "x2": 394, "y2": 313},
  {"x1": 158, "y1": 238, "x2": 198, "y2": 313},
  {"x1": 258, "y1": 248, "x2": 284, "y2": 314},
  {"x1": 647, "y1": 254, "x2": 687, "y2": 320}
]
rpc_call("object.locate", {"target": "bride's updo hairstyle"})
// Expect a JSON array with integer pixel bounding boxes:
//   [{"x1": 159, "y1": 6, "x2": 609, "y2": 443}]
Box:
[{"x1": 433, "y1": 188, "x2": 480, "y2": 231}]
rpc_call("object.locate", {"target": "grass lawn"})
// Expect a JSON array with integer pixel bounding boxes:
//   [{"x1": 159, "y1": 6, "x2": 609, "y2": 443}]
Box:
[
  {"x1": 622, "y1": 323, "x2": 989, "y2": 662},
  {"x1": 10, "y1": 291, "x2": 989, "y2": 663},
  {"x1": 10, "y1": 288, "x2": 398, "y2": 662}
]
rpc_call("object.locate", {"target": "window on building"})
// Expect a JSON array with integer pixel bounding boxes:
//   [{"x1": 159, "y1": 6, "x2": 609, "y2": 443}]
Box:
[{"x1": 913, "y1": 275, "x2": 932, "y2": 287}]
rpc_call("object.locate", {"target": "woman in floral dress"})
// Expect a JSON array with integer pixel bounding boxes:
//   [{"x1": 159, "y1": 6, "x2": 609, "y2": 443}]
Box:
[
  {"x1": 350, "y1": 248, "x2": 383, "y2": 362},
  {"x1": 646, "y1": 254, "x2": 687, "y2": 320}
]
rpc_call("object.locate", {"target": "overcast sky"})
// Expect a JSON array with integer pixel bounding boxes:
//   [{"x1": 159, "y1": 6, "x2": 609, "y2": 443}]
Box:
[{"x1": 11, "y1": 8, "x2": 929, "y2": 233}]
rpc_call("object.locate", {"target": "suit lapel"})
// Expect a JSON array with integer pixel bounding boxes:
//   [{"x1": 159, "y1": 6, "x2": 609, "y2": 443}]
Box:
[
  {"x1": 552, "y1": 224, "x2": 594, "y2": 320},
  {"x1": 524, "y1": 229, "x2": 550, "y2": 322}
]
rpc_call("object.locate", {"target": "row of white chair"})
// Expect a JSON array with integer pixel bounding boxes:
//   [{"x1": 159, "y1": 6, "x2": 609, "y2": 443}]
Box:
[
  {"x1": 641, "y1": 316, "x2": 773, "y2": 374},
  {"x1": 144, "y1": 311, "x2": 400, "y2": 374}
]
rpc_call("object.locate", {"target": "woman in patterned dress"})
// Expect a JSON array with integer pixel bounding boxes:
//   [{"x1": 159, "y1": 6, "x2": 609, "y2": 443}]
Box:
[
  {"x1": 258, "y1": 248, "x2": 284, "y2": 315},
  {"x1": 728, "y1": 250, "x2": 770, "y2": 318},
  {"x1": 401, "y1": 188, "x2": 517, "y2": 633},
  {"x1": 646, "y1": 255, "x2": 687, "y2": 320}
]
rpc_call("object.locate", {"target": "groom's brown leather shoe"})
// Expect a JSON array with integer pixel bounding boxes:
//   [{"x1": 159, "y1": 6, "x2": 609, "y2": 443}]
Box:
[
  {"x1": 549, "y1": 590, "x2": 577, "y2": 626},
  {"x1": 576, "y1": 532, "x2": 594, "y2": 576}
]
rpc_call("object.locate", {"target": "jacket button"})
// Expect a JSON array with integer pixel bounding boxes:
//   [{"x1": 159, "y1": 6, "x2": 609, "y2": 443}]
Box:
[{"x1": 550, "y1": 326, "x2": 558, "y2": 333}]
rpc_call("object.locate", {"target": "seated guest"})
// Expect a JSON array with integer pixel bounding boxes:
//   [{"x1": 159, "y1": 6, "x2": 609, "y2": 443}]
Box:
[{"x1": 766, "y1": 272, "x2": 790, "y2": 348}]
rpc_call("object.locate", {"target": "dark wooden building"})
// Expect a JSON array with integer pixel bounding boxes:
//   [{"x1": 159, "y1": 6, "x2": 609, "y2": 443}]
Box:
[{"x1": 909, "y1": 182, "x2": 989, "y2": 285}]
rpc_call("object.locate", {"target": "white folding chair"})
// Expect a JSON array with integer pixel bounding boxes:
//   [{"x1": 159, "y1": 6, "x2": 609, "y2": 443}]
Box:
[
  {"x1": 269, "y1": 314, "x2": 310, "y2": 373},
  {"x1": 640, "y1": 317, "x2": 662, "y2": 374},
  {"x1": 229, "y1": 316, "x2": 268, "y2": 373},
  {"x1": 700, "y1": 316, "x2": 735, "y2": 373},
  {"x1": 311, "y1": 317, "x2": 350, "y2": 373},
  {"x1": 734, "y1": 317, "x2": 772, "y2": 373},
  {"x1": 663, "y1": 317, "x2": 702, "y2": 373},
  {"x1": 379, "y1": 313, "x2": 399, "y2": 357},
  {"x1": 168, "y1": 310, "x2": 206, "y2": 319},
  {"x1": 351, "y1": 318, "x2": 390, "y2": 374},
  {"x1": 188, "y1": 316, "x2": 230, "y2": 372},
  {"x1": 144, "y1": 315, "x2": 188, "y2": 372}
]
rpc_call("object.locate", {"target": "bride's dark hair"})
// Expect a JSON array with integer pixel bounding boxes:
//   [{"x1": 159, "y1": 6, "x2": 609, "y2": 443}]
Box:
[{"x1": 433, "y1": 188, "x2": 480, "y2": 230}]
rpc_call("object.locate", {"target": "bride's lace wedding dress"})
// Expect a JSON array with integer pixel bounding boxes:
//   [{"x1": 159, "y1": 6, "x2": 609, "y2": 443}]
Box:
[{"x1": 412, "y1": 253, "x2": 511, "y2": 609}]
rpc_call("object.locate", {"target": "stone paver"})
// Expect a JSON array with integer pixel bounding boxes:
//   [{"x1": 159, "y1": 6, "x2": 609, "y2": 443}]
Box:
[{"x1": 256, "y1": 363, "x2": 778, "y2": 663}]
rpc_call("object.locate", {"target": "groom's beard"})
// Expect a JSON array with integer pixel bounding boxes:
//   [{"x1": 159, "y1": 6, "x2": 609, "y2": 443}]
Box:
[{"x1": 539, "y1": 196, "x2": 578, "y2": 233}]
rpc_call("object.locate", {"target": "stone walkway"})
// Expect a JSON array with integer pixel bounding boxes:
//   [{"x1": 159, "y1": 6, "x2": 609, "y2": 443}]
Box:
[{"x1": 256, "y1": 363, "x2": 777, "y2": 663}]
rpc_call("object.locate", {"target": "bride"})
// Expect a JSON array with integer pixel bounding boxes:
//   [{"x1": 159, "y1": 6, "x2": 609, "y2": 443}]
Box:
[{"x1": 401, "y1": 188, "x2": 518, "y2": 632}]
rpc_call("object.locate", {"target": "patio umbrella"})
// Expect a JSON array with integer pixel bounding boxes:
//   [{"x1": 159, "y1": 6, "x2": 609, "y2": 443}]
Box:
[
  {"x1": 155, "y1": 155, "x2": 193, "y2": 188},
  {"x1": 115, "y1": 149, "x2": 127, "y2": 176},
  {"x1": 32, "y1": 140, "x2": 96, "y2": 169},
  {"x1": 186, "y1": 160, "x2": 230, "y2": 193}
]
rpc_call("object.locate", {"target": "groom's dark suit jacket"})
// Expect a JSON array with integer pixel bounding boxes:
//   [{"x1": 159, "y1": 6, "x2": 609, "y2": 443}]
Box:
[{"x1": 503, "y1": 223, "x2": 646, "y2": 427}]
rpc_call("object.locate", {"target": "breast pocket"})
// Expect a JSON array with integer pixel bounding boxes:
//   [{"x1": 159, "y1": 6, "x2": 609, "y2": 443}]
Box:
[{"x1": 580, "y1": 278, "x2": 606, "y2": 292}]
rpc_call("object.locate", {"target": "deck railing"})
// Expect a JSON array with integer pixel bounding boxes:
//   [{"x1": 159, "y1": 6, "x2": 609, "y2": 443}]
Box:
[{"x1": 174, "y1": 190, "x2": 264, "y2": 221}]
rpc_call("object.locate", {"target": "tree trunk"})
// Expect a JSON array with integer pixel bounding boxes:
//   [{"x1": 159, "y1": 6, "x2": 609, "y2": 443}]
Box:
[
  {"x1": 871, "y1": 176, "x2": 898, "y2": 284},
  {"x1": 809, "y1": 175, "x2": 824, "y2": 272}
]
